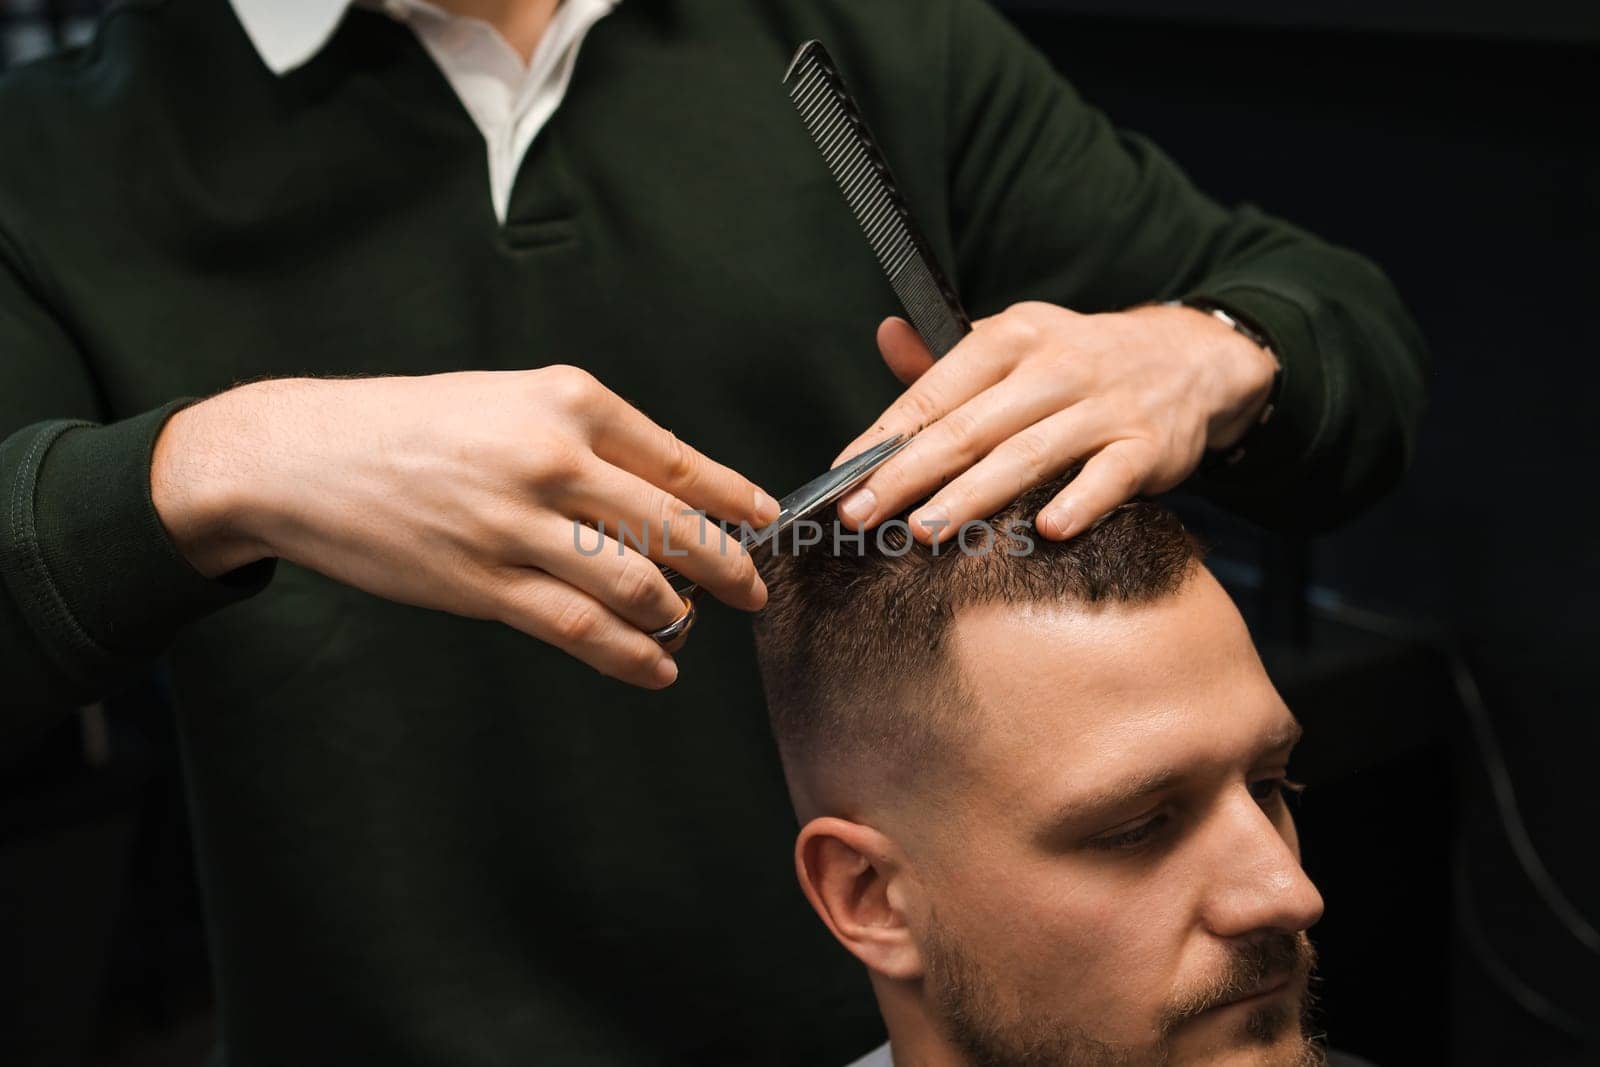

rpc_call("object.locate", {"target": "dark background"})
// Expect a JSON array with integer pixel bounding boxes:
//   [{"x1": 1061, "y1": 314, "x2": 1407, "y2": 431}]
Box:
[{"x1": 3, "y1": 1, "x2": 1597, "y2": 1064}]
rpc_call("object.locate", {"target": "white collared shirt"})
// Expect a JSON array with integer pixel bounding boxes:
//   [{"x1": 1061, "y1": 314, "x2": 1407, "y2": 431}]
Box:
[
  {"x1": 845, "y1": 1041, "x2": 894, "y2": 1067},
  {"x1": 228, "y1": 0, "x2": 620, "y2": 223}
]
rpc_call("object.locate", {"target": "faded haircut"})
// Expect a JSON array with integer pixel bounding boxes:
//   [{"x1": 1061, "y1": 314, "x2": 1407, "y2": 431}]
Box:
[{"x1": 750, "y1": 471, "x2": 1202, "y2": 796}]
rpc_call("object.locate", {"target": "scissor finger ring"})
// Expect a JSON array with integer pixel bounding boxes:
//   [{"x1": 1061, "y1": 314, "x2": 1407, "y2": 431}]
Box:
[{"x1": 650, "y1": 594, "x2": 697, "y2": 644}]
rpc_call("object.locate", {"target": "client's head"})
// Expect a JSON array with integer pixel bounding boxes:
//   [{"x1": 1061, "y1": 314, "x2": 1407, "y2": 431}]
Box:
[{"x1": 752, "y1": 475, "x2": 1325, "y2": 1067}]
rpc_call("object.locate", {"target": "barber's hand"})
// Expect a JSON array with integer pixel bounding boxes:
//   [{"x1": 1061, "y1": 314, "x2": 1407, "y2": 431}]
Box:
[
  {"x1": 831, "y1": 302, "x2": 1277, "y2": 542},
  {"x1": 151, "y1": 368, "x2": 780, "y2": 689}
]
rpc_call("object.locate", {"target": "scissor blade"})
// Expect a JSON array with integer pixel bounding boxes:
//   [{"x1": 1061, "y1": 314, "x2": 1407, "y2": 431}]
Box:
[
  {"x1": 657, "y1": 434, "x2": 911, "y2": 597},
  {"x1": 760, "y1": 433, "x2": 910, "y2": 543},
  {"x1": 659, "y1": 435, "x2": 915, "y2": 601}
]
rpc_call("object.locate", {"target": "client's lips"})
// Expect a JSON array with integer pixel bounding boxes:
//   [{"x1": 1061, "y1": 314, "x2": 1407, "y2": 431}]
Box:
[{"x1": 1209, "y1": 974, "x2": 1292, "y2": 1012}]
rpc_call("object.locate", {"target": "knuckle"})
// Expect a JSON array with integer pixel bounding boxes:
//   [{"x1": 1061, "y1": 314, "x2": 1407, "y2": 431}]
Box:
[
  {"x1": 648, "y1": 488, "x2": 684, "y2": 534},
  {"x1": 657, "y1": 494, "x2": 709, "y2": 561},
  {"x1": 997, "y1": 307, "x2": 1043, "y2": 346},
  {"x1": 1019, "y1": 299, "x2": 1071, "y2": 325},
  {"x1": 898, "y1": 388, "x2": 945, "y2": 431},
  {"x1": 614, "y1": 556, "x2": 664, "y2": 613},
  {"x1": 550, "y1": 597, "x2": 603, "y2": 645},
  {"x1": 938, "y1": 408, "x2": 985, "y2": 464},
  {"x1": 661, "y1": 430, "x2": 700, "y2": 488},
  {"x1": 1005, "y1": 431, "x2": 1056, "y2": 478},
  {"x1": 537, "y1": 363, "x2": 601, "y2": 410}
]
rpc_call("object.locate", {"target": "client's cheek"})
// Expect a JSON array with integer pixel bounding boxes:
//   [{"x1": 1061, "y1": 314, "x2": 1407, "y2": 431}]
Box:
[
  {"x1": 1076, "y1": 920, "x2": 1191, "y2": 1042},
  {"x1": 1032, "y1": 923, "x2": 1168, "y2": 1043}
]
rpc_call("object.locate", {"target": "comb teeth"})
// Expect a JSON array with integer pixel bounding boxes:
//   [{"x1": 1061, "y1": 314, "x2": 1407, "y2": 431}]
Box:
[{"x1": 784, "y1": 41, "x2": 972, "y2": 358}]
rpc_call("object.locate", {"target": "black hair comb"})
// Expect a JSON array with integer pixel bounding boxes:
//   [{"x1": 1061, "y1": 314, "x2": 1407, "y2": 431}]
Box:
[{"x1": 783, "y1": 40, "x2": 973, "y2": 358}]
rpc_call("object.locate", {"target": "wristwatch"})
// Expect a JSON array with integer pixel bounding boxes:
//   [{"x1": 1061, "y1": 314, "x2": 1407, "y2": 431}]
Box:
[{"x1": 1163, "y1": 297, "x2": 1283, "y2": 469}]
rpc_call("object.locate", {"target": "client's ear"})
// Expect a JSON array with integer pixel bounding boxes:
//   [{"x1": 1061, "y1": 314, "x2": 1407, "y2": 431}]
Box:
[{"x1": 795, "y1": 818, "x2": 924, "y2": 982}]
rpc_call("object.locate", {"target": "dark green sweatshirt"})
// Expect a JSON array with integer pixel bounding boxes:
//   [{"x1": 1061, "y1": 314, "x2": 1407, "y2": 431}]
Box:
[{"x1": 0, "y1": 0, "x2": 1427, "y2": 1062}]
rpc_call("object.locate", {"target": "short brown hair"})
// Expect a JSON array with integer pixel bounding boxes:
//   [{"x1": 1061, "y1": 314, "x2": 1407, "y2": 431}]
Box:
[{"x1": 751, "y1": 472, "x2": 1202, "y2": 796}]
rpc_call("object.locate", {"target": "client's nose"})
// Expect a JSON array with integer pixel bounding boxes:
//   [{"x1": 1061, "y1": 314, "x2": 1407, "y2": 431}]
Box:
[{"x1": 1200, "y1": 789, "x2": 1325, "y2": 940}]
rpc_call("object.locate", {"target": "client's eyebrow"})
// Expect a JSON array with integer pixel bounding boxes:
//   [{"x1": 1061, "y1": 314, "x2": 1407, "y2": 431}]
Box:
[
  {"x1": 1056, "y1": 768, "x2": 1185, "y2": 822},
  {"x1": 1042, "y1": 719, "x2": 1305, "y2": 830}
]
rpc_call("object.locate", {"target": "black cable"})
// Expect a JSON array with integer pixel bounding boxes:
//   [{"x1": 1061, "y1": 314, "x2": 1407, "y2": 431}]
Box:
[
  {"x1": 1447, "y1": 653, "x2": 1599, "y2": 955},
  {"x1": 1455, "y1": 838, "x2": 1594, "y2": 1042},
  {"x1": 1308, "y1": 593, "x2": 1599, "y2": 956},
  {"x1": 1303, "y1": 590, "x2": 1600, "y2": 1041}
]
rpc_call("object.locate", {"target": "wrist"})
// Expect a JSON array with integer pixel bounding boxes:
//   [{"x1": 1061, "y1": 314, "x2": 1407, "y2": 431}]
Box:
[
  {"x1": 151, "y1": 386, "x2": 276, "y2": 578},
  {"x1": 1150, "y1": 300, "x2": 1279, "y2": 450}
]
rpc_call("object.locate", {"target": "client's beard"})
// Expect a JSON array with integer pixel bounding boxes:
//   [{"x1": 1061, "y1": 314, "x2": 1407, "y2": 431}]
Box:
[{"x1": 922, "y1": 920, "x2": 1325, "y2": 1067}]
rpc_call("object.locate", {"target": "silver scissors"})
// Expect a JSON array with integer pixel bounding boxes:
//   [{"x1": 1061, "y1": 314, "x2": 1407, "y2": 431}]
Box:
[{"x1": 649, "y1": 433, "x2": 912, "y2": 643}]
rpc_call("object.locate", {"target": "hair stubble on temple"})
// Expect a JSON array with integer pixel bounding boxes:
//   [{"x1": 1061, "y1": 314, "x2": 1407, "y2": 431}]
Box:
[{"x1": 750, "y1": 471, "x2": 1204, "y2": 805}]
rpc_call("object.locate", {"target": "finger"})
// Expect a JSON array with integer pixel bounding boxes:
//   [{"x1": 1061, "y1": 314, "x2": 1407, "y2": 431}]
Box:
[
  {"x1": 877, "y1": 317, "x2": 936, "y2": 387},
  {"x1": 829, "y1": 320, "x2": 1018, "y2": 470},
  {"x1": 592, "y1": 402, "x2": 780, "y2": 528},
  {"x1": 565, "y1": 460, "x2": 768, "y2": 612},
  {"x1": 655, "y1": 598, "x2": 696, "y2": 657},
  {"x1": 529, "y1": 515, "x2": 697, "y2": 634},
  {"x1": 1036, "y1": 439, "x2": 1158, "y2": 541},
  {"x1": 843, "y1": 370, "x2": 1082, "y2": 533},
  {"x1": 491, "y1": 568, "x2": 680, "y2": 689},
  {"x1": 905, "y1": 400, "x2": 1117, "y2": 544}
]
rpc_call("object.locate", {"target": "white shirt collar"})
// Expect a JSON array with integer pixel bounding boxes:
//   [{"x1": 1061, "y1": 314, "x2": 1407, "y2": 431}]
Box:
[
  {"x1": 843, "y1": 1042, "x2": 894, "y2": 1067},
  {"x1": 228, "y1": 0, "x2": 621, "y2": 223},
  {"x1": 229, "y1": 0, "x2": 622, "y2": 75},
  {"x1": 230, "y1": 0, "x2": 354, "y2": 75}
]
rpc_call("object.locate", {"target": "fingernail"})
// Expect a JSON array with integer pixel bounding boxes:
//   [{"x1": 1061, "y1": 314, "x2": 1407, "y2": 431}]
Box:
[
  {"x1": 754, "y1": 489, "x2": 780, "y2": 523},
  {"x1": 838, "y1": 488, "x2": 875, "y2": 524},
  {"x1": 914, "y1": 506, "x2": 950, "y2": 539},
  {"x1": 654, "y1": 657, "x2": 679, "y2": 686},
  {"x1": 1044, "y1": 505, "x2": 1074, "y2": 539}
]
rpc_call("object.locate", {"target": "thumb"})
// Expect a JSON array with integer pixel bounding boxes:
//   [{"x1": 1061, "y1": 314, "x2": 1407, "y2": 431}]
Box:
[{"x1": 877, "y1": 316, "x2": 935, "y2": 386}]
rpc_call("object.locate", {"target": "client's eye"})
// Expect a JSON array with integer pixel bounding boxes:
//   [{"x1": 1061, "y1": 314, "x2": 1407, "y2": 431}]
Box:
[
  {"x1": 1089, "y1": 813, "x2": 1170, "y2": 852},
  {"x1": 1249, "y1": 776, "x2": 1306, "y2": 807}
]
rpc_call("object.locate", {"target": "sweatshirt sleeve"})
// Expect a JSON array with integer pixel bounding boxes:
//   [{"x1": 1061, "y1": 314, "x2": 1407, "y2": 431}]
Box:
[
  {"x1": 941, "y1": 0, "x2": 1429, "y2": 533},
  {"x1": 0, "y1": 234, "x2": 274, "y2": 727}
]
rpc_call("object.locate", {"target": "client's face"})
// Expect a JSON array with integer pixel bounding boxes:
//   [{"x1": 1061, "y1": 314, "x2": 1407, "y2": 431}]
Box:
[{"x1": 903, "y1": 570, "x2": 1324, "y2": 1066}]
